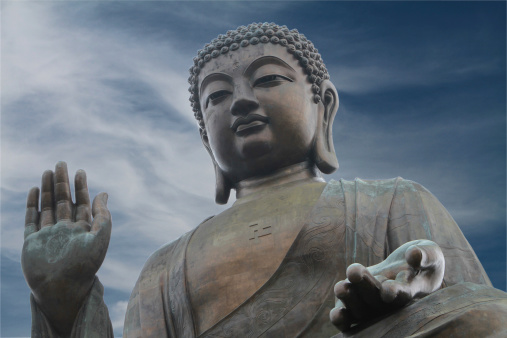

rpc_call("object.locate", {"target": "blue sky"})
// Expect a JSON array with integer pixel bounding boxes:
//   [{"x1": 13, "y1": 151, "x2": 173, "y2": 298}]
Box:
[{"x1": 1, "y1": 1, "x2": 505, "y2": 337}]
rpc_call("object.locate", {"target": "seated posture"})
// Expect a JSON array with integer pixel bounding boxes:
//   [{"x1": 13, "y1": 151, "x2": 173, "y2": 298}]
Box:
[{"x1": 22, "y1": 23, "x2": 507, "y2": 338}]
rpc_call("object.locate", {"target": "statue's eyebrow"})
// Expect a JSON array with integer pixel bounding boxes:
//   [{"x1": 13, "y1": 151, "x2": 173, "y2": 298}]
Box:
[
  {"x1": 199, "y1": 72, "x2": 232, "y2": 97},
  {"x1": 244, "y1": 56, "x2": 296, "y2": 76}
]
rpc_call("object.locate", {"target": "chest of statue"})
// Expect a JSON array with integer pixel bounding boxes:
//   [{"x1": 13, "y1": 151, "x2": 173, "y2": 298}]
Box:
[{"x1": 186, "y1": 180, "x2": 327, "y2": 334}]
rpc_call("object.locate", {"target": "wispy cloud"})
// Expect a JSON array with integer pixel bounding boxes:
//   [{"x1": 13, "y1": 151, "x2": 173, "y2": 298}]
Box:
[
  {"x1": 2, "y1": 2, "x2": 505, "y2": 337},
  {"x1": 110, "y1": 301, "x2": 129, "y2": 332},
  {"x1": 331, "y1": 60, "x2": 502, "y2": 95},
  {"x1": 2, "y1": 3, "x2": 233, "y2": 335}
]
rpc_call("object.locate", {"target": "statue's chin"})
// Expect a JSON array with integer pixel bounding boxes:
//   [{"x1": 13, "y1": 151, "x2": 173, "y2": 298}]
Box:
[
  {"x1": 241, "y1": 142, "x2": 271, "y2": 160},
  {"x1": 237, "y1": 135, "x2": 273, "y2": 160}
]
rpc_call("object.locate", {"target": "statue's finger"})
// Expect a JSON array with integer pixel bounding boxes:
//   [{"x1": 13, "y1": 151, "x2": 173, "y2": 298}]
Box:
[
  {"x1": 40, "y1": 170, "x2": 55, "y2": 228},
  {"x1": 330, "y1": 306, "x2": 354, "y2": 332},
  {"x1": 346, "y1": 264, "x2": 366, "y2": 283},
  {"x1": 75, "y1": 170, "x2": 91, "y2": 224},
  {"x1": 334, "y1": 279, "x2": 349, "y2": 297},
  {"x1": 348, "y1": 264, "x2": 382, "y2": 287},
  {"x1": 91, "y1": 193, "x2": 111, "y2": 236},
  {"x1": 347, "y1": 264, "x2": 383, "y2": 309},
  {"x1": 407, "y1": 243, "x2": 445, "y2": 296},
  {"x1": 406, "y1": 246, "x2": 424, "y2": 270},
  {"x1": 54, "y1": 161, "x2": 73, "y2": 222},
  {"x1": 335, "y1": 280, "x2": 369, "y2": 320},
  {"x1": 24, "y1": 187, "x2": 40, "y2": 238},
  {"x1": 374, "y1": 275, "x2": 389, "y2": 284},
  {"x1": 406, "y1": 240, "x2": 444, "y2": 271},
  {"x1": 380, "y1": 279, "x2": 412, "y2": 307}
]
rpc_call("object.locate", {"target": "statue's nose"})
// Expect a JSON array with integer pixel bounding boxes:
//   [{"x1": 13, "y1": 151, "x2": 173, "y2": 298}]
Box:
[{"x1": 230, "y1": 83, "x2": 259, "y2": 116}]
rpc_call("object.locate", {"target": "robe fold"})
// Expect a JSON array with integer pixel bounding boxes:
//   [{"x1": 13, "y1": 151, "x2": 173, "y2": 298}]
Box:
[
  {"x1": 332, "y1": 282, "x2": 507, "y2": 338},
  {"x1": 29, "y1": 178, "x2": 501, "y2": 337},
  {"x1": 30, "y1": 277, "x2": 114, "y2": 338},
  {"x1": 122, "y1": 178, "x2": 494, "y2": 337}
]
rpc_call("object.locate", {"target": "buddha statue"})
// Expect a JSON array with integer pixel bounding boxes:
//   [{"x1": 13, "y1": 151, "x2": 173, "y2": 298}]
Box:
[{"x1": 22, "y1": 23, "x2": 507, "y2": 338}]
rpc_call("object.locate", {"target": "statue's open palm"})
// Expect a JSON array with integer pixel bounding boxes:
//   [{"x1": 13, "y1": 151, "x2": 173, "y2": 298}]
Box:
[
  {"x1": 330, "y1": 240, "x2": 445, "y2": 332},
  {"x1": 21, "y1": 161, "x2": 111, "y2": 335}
]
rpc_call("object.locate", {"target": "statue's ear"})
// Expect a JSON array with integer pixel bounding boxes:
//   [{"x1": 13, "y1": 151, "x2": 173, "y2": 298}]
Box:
[
  {"x1": 313, "y1": 80, "x2": 339, "y2": 174},
  {"x1": 200, "y1": 129, "x2": 231, "y2": 205}
]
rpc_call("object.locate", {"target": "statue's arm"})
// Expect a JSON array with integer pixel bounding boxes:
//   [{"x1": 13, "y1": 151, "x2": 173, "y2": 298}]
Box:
[
  {"x1": 330, "y1": 179, "x2": 507, "y2": 336},
  {"x1": 22, "y1": 162, "x2": 113, "y2": 337},
  {"x1": 123, "y1": 233, "x2": 191, "y2": 338},
  {"x1": 330, "y1": 239, "x2": 444, "y2": 332},
  {"x1": 330, "y1": 179, "x2": 490, "y2": 331},
  {"x1": 123, "y1": 280, "x2": 142, "y2": 338},
  {"x1": 30, "y1": 277, "x2": 113, "y2": 337},
  {"x1": 385, "y1": 179, "x2": 491, "y2": 286}
]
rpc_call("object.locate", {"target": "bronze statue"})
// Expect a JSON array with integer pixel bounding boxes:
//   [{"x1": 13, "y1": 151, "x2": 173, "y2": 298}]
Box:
[{"x1": 22, "y1": 23, "x2": 507, "y2": 337}]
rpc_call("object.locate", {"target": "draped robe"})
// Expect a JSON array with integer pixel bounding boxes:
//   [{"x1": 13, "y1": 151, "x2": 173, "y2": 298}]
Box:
[{"x1": 30, "y1": 178, "x2": 507, "y2": 337}]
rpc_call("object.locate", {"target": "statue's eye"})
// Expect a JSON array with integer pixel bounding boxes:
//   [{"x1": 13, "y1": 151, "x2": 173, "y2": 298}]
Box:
[
  {"x1": 206, "y1": 90, "x2": 229, "y2": 108},
  {"x1": 254, "y1": 74, "x2": 292, "y2": 87}
]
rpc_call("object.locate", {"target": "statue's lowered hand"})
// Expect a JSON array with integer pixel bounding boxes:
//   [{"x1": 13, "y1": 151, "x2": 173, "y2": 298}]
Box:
[
  {"x1": 21, "y1": 161, "x2": 111, "y2": 336},
  {"x1": 330, "y1": 240, "x2": 444, "y2": 332}
]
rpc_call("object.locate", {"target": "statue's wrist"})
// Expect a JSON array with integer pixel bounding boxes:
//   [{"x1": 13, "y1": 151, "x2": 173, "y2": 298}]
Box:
[{"x1": 31, "y1": 277, "x2": 97, "y2": 337}]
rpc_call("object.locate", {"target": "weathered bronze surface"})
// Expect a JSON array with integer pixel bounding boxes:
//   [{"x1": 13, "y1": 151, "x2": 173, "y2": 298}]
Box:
[
  {"x1": 186, "y1": 174, "x2": 327, "y2": 334},
  {"x1": 332, "y1": 283, "x2": 507, "y2": 337},
  {"x1": 22, "y1": 22, "x2": 507, "y2": 337},
  {"x1": 22, "y1": 163, "x2": 113, "y2": 337}
]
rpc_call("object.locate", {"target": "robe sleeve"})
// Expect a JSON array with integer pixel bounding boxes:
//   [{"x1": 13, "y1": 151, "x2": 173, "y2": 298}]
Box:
[
  {"x1": 30, "y1": 277, "x2": 114, "y2": 338},
  {"x1": 123, "y1": 280, "x2": 142, "y2": 338},
  {"x1": 122, "y1": 229, "x2": 198, "y2": 338},
  {"x1": 334, "y1": 179, "x2": 505, "y2": 338},
  {"x1": 122, "y1": 222, "x2": 205, "y2": 338},
  {"x1": 386, "y1": 179, "x2": 492, "y2": 287},
  {"x1": 122, "y1": 247, "x2": 175, "y2": 338}
]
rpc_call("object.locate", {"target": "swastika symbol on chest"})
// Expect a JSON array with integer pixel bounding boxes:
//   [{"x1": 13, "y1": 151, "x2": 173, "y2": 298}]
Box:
[{"x1": 249, "y1": 223, "x2": 272, "y2": 242}]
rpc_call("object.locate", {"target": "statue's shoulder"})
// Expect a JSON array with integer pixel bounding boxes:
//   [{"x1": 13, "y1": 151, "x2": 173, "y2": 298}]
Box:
[
  {"x1": 333, "y1": 177, "x2": 438, "y2": 214},
  {"x1": 139, "y1": 216, "x2": 214, "y2": 279},
  {"x1": 335, "y1": 177, "x2": 431, "y2": 195},
  {"x1": 137, "y1": 237, "x2": 182, "y2": 283}
]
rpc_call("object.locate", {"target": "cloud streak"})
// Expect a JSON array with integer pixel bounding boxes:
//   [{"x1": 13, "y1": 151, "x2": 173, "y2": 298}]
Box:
[
  {"x1": 2, "y1": 2, "x2": 505, "y2": 336},
  {"x1": 2, "y1": 3, "x2": 233, "y2": 335}
]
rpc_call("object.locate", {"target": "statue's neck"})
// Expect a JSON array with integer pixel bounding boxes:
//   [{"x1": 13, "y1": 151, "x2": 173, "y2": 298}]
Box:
[{"x1": 235, "y1": 161, "x2": 325, "y2": 201}]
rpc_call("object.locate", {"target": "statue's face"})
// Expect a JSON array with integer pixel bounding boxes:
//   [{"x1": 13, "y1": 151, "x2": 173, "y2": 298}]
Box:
[{"x1": 199, "y1": 43, "x2": 321, "y2": 183}]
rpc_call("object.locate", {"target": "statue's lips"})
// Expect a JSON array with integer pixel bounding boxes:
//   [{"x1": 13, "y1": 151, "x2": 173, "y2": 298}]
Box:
[{"x1": 231, "y1": 114, "x2": 270, "y2": 136}]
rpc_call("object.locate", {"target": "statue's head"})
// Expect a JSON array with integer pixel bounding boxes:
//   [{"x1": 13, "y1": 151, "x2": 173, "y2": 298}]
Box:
[{"x1": 188, "y1": 23, "x2": 339, "y2": 204}]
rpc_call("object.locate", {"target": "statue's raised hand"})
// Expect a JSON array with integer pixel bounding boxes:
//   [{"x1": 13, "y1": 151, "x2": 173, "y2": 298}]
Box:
[
  {"x1": 21, "y1": 161, "x2": 111, "y2": 336},
  {"x1": 330, "y1": 240, "x2": 444, "y2": 332}
]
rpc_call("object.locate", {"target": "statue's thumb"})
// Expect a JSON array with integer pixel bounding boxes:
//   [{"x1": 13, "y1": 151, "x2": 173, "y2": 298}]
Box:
[
  {"x1": 92, "y1": 193, "x2": 111, "y2": 227},
  {"x1": 101, "y1": 192, "x2": 108, "y2": 205}
]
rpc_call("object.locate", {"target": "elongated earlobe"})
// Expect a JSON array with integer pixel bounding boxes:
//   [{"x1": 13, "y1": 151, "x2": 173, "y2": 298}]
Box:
[
  {"x1": 214, "y1": 164, "x2": 231, "y2": 204},
  {"x1": 313, "y1": 80, "x2": 339, "y2": 174},
  {"x1": 200, "y1": 130, "x2": 231, "y2": 204}
]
